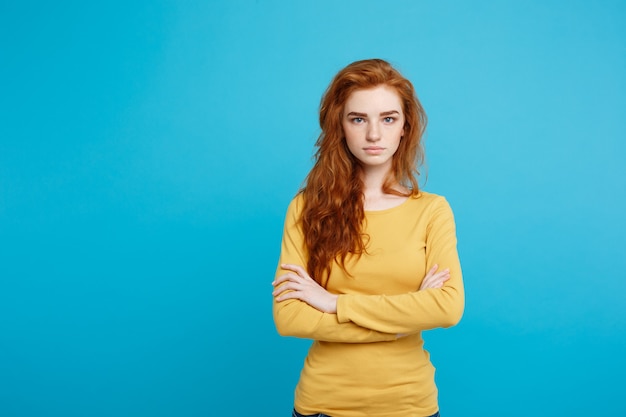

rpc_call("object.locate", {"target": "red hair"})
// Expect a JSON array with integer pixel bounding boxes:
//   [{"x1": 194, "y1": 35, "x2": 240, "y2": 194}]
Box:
[{"x1": 301, "y1": 59, "x2": 427, "y2": 285}]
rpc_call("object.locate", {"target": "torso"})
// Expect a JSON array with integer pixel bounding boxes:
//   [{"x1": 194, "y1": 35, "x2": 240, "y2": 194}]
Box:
[{"x1": 295, "y1": 192, "x2": 442, "y2": 417}]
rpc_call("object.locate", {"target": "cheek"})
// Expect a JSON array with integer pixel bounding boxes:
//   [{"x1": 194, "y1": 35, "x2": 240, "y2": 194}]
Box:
[
  {"x1": 341, "y1": 122, "x2": 351, "y2": 139},
  {"x1": 343, "y1": 125, "x2": 359, "y2": 144},
  {"x1": 391, "y1": 128, "x2": 404, "y2": 153},
  {"x1": 345, "y1": 136, "x2": 360, "y2": 155},
  {"x1": 393, "y1": 126, "x2": 404, "y2": 143},
  {"x1": 391, "y1": 141, "x2": 402, "y2": 155}
]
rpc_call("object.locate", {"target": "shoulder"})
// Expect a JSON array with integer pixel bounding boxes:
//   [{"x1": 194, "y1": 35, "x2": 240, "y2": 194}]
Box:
[
  {"x1": 413, "y1": 192, "x2": 459, "y2": 236},
  {"x1": 287, "y1": 192, "x2": 305, "y2": 211},
  {"x1": 411, "y1": 191, "x2": 453, "y2": 211},
  {"x1": 410, "y1": 192, "x2": 457, "y2": 228},
  {"x1": 283, "y1": 192, "x2": 305, "y2": 221}
]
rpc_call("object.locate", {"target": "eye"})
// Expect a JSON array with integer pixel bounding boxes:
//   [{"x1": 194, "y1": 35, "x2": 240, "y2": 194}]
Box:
[
  {"x1": 383, "y1": 117, "x2": 395, "y2": 123},
  {"x1": 351, "y1": 117, "x2": 364, "y2": 124}
]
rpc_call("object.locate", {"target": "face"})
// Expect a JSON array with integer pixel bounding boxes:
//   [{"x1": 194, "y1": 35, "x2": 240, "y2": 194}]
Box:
[{"x1": 342, "y1": 85, "x2": 405, "y2": 172}]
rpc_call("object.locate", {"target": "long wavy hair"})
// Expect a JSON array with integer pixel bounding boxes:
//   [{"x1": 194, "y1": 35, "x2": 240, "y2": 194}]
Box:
[{"x1": 301, "y1": 59, "x2": 427, "y2": 285}]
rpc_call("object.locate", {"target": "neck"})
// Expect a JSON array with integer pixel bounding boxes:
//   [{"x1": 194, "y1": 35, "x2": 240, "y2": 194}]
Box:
[
  {"x1": 361, "y1": 165, "x2": 390, "y2": 196},
  {"x1": 361, "y1": 170, "x2": 387, "y2": 195},
  {"x1": 360, "y1": 165, "x2": 407, "y2": 200}
]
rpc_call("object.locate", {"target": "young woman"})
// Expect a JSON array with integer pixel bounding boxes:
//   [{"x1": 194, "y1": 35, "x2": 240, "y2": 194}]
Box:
[{"x1": 272, "y1": 59, "x2": 464, "y2": 417}]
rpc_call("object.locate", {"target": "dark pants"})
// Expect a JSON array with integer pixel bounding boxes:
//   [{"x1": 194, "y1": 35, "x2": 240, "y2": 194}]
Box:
[{"x1": 292, "y1": 409, "x2": 439, "y2": 417}]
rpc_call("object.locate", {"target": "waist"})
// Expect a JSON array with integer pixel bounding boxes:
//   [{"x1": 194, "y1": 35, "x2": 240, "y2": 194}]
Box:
[{"x1": 295, "y1": 334, "x2": 438, "y2": 415}]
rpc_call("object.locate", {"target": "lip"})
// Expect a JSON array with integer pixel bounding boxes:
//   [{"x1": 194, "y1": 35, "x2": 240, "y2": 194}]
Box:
[{"x1": 363, "y1": 146, "x2": 385, "y2": 155}]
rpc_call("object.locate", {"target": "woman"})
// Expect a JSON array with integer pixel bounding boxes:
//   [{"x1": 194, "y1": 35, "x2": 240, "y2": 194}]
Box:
[{"x1": 272, "y1": 59, "x2": 464, "y2": 417}]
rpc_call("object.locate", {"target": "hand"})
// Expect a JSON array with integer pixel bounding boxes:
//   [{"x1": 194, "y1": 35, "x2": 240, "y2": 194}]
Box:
[
  {"x1": 272, "y1": 264, "x2": 338, "y2": 313},
  {"x1": 419, "y1": 264, "x2": 450, "y2": 290}
]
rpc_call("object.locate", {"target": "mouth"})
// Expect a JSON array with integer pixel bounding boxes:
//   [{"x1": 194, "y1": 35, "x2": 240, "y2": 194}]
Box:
[{"x1": 364, "y1": 146, "x2": 385, "y2": 154}]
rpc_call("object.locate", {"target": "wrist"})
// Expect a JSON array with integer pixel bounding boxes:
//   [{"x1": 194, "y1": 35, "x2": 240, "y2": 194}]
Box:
[{"x1": 330, "y1": 294, "x2": 338, "y2": 313}]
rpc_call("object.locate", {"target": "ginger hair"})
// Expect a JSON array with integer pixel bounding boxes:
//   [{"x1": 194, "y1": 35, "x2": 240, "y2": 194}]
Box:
[{"x1": 301, "y1": 58, "x2": 427, "y2": 285}]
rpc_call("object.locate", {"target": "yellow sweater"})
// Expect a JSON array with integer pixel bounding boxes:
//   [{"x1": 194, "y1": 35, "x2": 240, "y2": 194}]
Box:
[{"x1": 273, "y1": 192, "x2": 464, "y2": 417}]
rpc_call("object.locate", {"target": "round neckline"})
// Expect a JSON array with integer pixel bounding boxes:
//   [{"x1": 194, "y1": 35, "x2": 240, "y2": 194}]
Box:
[{"x1": 364, "y1": 194, "x2": 418, "y2": 215}]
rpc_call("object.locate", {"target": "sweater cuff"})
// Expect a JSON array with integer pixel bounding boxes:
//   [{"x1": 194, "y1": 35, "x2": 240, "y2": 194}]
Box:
[{"x1": 336, "y1": 294, "x2": 350, "y2": 323}]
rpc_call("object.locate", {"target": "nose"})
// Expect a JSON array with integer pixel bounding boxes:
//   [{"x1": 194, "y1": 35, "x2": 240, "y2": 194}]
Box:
[{"x1": 366, "y1": 121, "x2": 381, "y2": 142}]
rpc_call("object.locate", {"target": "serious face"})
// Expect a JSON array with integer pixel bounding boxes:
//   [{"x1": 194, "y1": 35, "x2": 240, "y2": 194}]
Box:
[{"x1": 342, "y1": 85, "x2": 405, "y2": 172}]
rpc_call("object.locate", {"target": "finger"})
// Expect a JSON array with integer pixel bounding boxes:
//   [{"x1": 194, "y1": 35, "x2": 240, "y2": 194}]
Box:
[
  {"x1": 431, "y1": 274, "x2": 450, "y2": 288},
  {"x1": 281, "y1": 263, "x2": 305, "y2": 273},
  {"x1": 420, "y1": 272, "x2": 449, "y2": 290},
  {"x1": 421, "y1": 275, "x2": 435, "y2": 286},
  {"x1": 273, "y1": 279, "x2": 303, "y2": 293},
  {"x1": 281, "y1": 264, "x2": 311, "y2": 280},
  {"x1": 272, "y1": 280, "x2": 303, "y2": 296},
  {"x1": 423, "y1": 280, "x2": 444, "y2": 289},
  {"x1": 420, "y1": 277, "x2": 437, "y2": 290},
  {"x1": 272, "y1": 272, "x2": 301, "y2": 287},
  {"x1": 425, "y1": 264, "x2": 439, "y2": 278},
  {"x1": 435, "y1": 272, "x2": 450, "y2": 284},
  {"x1": 429, "y1": 269, "x2": 450, "y2": 281},
  {"x1": 275, "y1": 289, "x2": 303, "y2": 302},
  {"x1": 424, "y1": 269, "x2": 446, "y2": 282}
]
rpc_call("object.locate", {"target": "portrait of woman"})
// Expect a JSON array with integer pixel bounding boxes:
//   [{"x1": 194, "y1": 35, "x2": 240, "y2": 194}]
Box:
[{"x1": 272, "y1": 58, "x2": 465, "y2": 417}]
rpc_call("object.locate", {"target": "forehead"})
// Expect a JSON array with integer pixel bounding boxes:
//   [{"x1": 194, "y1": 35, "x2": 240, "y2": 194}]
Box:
[{"x1": 343, "y1": 85, "x2": 403, "y2": 113}]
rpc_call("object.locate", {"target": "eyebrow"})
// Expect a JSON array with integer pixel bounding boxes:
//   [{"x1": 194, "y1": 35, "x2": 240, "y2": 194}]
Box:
[{"x1": 346, "y1": 110, "x2": 400, "y2": 117}]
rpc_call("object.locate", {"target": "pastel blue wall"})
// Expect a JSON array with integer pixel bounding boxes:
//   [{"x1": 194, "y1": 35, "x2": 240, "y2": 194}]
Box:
[{"x1": 1, "y1": 1, "x2": 624, "y2": 416}]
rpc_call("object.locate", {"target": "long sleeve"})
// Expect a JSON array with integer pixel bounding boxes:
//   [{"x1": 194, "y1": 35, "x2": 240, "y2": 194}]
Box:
[
  {"x1": 335, "y1": 197, "x2": 465, "y2": 334},
  {"x1": 272, "y1": 195, "x2": 397, "y2": 343}
]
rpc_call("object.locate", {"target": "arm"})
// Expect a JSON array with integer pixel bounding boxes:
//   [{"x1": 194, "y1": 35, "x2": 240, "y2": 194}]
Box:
[
  {"x1": 272, "y1": 196, "x2": 397, "y2": 343},
  {"x1": 273, "y1": 297, "x2": 397, "y2": 343},
  {"x1": 336, "y1": 197, "x2": 465, "y2": 334}
]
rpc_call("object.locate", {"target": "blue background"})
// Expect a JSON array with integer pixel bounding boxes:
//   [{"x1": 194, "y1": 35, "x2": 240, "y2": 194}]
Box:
[{"x1": 1, "y1": 1, "x2": 625, "y2": 416}]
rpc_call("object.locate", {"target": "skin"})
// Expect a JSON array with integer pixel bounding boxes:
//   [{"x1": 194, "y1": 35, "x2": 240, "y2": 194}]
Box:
[
  {"x1": 343, "y1": 85, "x2": 409, "y2": 211},
  {"x1": 343, "y1": 85, "x2": 404, "y2": 176},
  {"x1": 272, "y1": 85, "x2": 450, "y2": 314}
]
